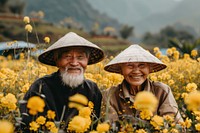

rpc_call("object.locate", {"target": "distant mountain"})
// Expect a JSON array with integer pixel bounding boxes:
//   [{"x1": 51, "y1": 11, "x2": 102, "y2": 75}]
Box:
[
  {"x1": 135, "y1": 0, "x2": 200, "y2": 36},
  {"x1": 24, "y1": 0, "x2": 122, "y2": 32},
  {"x1": 87, "y1": 0, "x2": 178, "y2": 25},
  {"x1": 87, "y1": 0, "x2": 200, "y2": 37}
]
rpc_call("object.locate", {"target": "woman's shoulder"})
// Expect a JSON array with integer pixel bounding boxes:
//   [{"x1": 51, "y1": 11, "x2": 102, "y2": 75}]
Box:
[
  {"x1": 150, "y1": 80, "x2": 171, "y2": 93},
  {"x1": 102, "y1": 84, "x2": 121, "y2": 97}
]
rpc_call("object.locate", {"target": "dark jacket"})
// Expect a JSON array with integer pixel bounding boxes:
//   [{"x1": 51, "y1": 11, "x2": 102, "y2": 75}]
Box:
[{"x1": 20, "y1": 71, "x2": 102, "y2": 131}]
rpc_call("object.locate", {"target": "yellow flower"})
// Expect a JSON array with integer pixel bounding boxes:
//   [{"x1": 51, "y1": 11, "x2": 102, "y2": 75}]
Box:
[
  {"x1": 195, "y1": 123, "x2": 200, "y2": 131},
  {"x1": 0, "y1": 120, "x2": 14, "y2": 133},
  {"x1": 29, "y1": 121, "x2": 40, "y2": 131},
  {"x1": 88, "y1": 101, "x2": 94, "y2": 109},
  {"x1": 1, "y1": 93, "x2": 17, "y2": 105},
  {"x1": 36, "y1": 116, "x2": 46, "y2": 125},
  {"x1": 0, "y1": 93, "x2": 3, "y2": 99},
  {"x1": 191, "y1": 49, "x2": 198, "y2": 57},
  {"x1": 23, "y1": 16, "x2": 30, "y2": 24},
  {"x1": 153, "y1": 47, "x2": 160, "y2": 53},
  {"x1": 27, "y1": 96, "x2": 45, "y2": 115},
  {"x1": 44, "y1": 37, "x2": 50, "y2": 43},
  {"x1": 68, "y1": 116, "x2": 90, "y2": 132},
  {"x1": 173, "y1": 51, "x2": 179, "y2": 60},
  {"x1": 45, "y1": 121, "x2": 56, "y2": 130},
  {"x1": 19, "y1": 53, "x2": 25, "y2": 59},
  {"x1": 186, "y1": 82, "x2": 197, "y2": 92},
  {"x1": 184, "y1": 91, "x2": 200, "y2": 111},
  {"x1": 134, "y1": 91, "x2": 158, "y2": 112},
  {"x1": 183, "y1": 53, "x2": 190, "y2": 59},
  {"x1": 168, "y1": 79, "x2": 175, "y2": 86},
  {"x1": 150, "y1": 75, "x2": 157, "y2": 81},
  {"x1": 162, "y1": 129, "x2": 168, "y2": 133},
  {"x1": 69, "y1": 102, "x2": 85, "y2": 110},
  {"x1": 50, "y1": 127, "x2": 58, "y2": 133},
  {"x1": 150, "y1": 115, "x2": 164, "y2": 130},
  {"x1": 170, "y1": 128, "x2": 179, "y2": 133},
  {"x1": 171, "y1": 47, "x2": 176, "y2": 52},
  {"x1": 155, "y1": 51, "x2": 162, "y2": 59},
  {"x1": 135, "y1": 129, "x2": 147, "y2": 133},
  {"x1": 139, "y1": 109, "x2": 153, "y2": 120},
  {"x1": 197, "y1": 57, "x2": 200, "y2": 62},
  {"x1": 25, "y1": 24, "x2": 33, "y2": 33},
  {"x1": 79, "y1": 107, "x2": 92, "y2": 118},
  {"x1": 20, "y1": 83, "x2": 30, "y2": 93},
  {"x1": 96, "y1": 123, "x2": 110, "y2": 133},
  {"x1": 1, "y1": 93, "x2": 17, "y2": 111},
  {"x1": 184, "y1": 117, "x2": 192, "y2": 128},
  {"x1": 181, "y1": 93, "x2": 188, "y2": 99},
  {"x1": 163, "y1": 115, "x2": 174, "y2": 122},
  {"x1": 47, "y1": 110, "x2": 56, "y2": 120},
  {"x1": 7, "y1": 55, "x2": 12, "y2": 60},
  {"x1": 69, "y1": 94, "x2": 88, "y2": 106},
  {"x1": 166, "y1": 48, "x2": 173, "y2": 56}
]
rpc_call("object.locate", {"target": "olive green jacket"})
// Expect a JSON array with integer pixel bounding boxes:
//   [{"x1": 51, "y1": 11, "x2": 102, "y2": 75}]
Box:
[{"x1": 102, "y1": 79, "x2": 183, "y2": 123}]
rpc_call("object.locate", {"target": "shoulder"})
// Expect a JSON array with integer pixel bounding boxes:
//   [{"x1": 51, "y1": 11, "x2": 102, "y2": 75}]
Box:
[
  {"x1": 84, "y1": 79, "x2": 98, "y2": 89},
  {"x1": 29, "y1": 72, "x2": 57, "y2": 90},
  {"x1": 84, "y1": 79, "x2": 102, "y2": 94},
  {"x1": 85, "y1": 79, "x2": 97, "y2": 85},
  {"x1": 103, "y1": 84, "x2": 120, "y2": 97},
  {"x1": 150, "y1": 80, "x2": 171, "y2": 94}
]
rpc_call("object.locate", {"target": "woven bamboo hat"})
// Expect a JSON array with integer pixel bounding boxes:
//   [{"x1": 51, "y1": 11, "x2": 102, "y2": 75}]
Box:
[
  {"x1": 104, "y1": 44, "x2": 167, "y2": 73},
  {"x1": 38, "y1": 32, "x2": 104, "y2": 66}
]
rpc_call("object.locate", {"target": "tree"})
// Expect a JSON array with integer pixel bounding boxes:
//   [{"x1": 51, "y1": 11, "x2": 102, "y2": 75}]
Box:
[
  {"x1": 0, "y1": 0, "x2": 9, "y2": 13},
  {"x1": 142, "y1": 25, "x2": 195, "y2": 48},
  {"x1": 119, "y1": 25, "x2": 134, "y2": 39},
  {"x1": 168, "y1": 38, "x2": 200, "y2": 54}
]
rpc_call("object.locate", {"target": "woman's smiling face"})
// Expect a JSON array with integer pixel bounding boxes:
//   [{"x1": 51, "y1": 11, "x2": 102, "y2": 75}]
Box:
[{"x1": 120, "y1": 62, "x2": 150, "y2": 88}]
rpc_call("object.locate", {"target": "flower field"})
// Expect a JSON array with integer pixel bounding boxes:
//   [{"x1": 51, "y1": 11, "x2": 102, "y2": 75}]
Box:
[{"x1": 0, "y1": 16, "x2": 200, "y2": 132}]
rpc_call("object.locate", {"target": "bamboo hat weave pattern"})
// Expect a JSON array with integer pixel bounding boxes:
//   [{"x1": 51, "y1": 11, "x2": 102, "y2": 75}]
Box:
[
  {"x1": 38, "y1": 32, "x2": 104, "y2": 66},
  {"x1": 104, "y1": 44, "x2": 167, "y2": 73}
]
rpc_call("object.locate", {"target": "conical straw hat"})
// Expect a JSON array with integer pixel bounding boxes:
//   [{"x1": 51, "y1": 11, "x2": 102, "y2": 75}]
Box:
[
  {"x1": 104, "y1": 44, "x2": 166, "y2": 73},
  {"x1": 38, "y1": 32, "x2": 104, "y2": 66}
]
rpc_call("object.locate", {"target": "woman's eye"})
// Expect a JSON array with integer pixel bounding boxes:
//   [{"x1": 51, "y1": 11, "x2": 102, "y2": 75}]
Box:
[
  {"x1": 139, "y1": 64, "x2": 146, "y2": 68},
  {"x1": 77, "y1": 56, "x2": 84, "y2": 60},
  {"x1": 127, "y1": 64, "x2": 133, "y2": 68}
]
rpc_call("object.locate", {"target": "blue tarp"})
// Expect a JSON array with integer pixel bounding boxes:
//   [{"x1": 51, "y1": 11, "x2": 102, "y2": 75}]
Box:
[{"x1": 0, "y1": 41, "x2": 36, "y2": 51}]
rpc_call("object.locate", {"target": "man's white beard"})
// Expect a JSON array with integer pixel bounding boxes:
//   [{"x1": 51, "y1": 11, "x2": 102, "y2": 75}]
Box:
[{"x1": 60, "y1": 67, "x2": 84, "y2": 88}]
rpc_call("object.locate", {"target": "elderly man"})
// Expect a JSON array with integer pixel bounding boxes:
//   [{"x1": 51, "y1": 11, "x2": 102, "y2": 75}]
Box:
[{"x1": 20, "y1": 32, "x2": 104, "y2": 131}]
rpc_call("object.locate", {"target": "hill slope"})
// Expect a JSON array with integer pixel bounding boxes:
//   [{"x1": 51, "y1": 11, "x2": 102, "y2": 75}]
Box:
[{"x1": 24, "y1": 0, "x2": 121, "y2": 31}]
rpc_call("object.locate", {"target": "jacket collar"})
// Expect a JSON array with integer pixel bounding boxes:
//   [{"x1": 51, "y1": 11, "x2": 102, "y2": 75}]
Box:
[{"x1": 119, "y1": 79, "x2": 152, "y2": 102}]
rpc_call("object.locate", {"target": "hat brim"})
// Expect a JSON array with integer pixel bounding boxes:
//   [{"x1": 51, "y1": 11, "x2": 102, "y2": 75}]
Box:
[
  {"x1": 104, "y1": 61, "x2": 167, "y2": 74},
  {"x1": 38, "y1": 45, "x2": 104, "y2": 66}
]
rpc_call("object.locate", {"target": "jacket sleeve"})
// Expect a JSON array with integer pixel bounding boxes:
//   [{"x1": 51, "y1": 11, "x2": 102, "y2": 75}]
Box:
[
  {"x1": 93, "y1": 84, "x2": 102, "y2": 118},
  {"x1": 19, "y1": 79, "x2": 46, "y2": 130},
  {"x1": 156, "y1": 83, "x2": 183, "y2": 122},
  {"x1": 101, "y1": 89, "x2": 119, "y2": 123}
]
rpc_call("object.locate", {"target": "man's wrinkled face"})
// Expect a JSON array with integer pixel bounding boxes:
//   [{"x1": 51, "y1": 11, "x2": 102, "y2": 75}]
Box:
[
  {"x1": 56, "y1": 47, "x2": 89, "y2": 88},
  {"x1": 120, "y1": 62, "x2": 150, "y2": 88},
  {"x1": 56, "y1": 47, "x2": 89, "y2": 74}
]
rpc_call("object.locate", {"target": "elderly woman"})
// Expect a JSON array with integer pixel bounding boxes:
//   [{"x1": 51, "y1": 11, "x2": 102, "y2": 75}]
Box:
[{"x1": 102, "y1": 44, "x2": 182, "y2": 123}]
